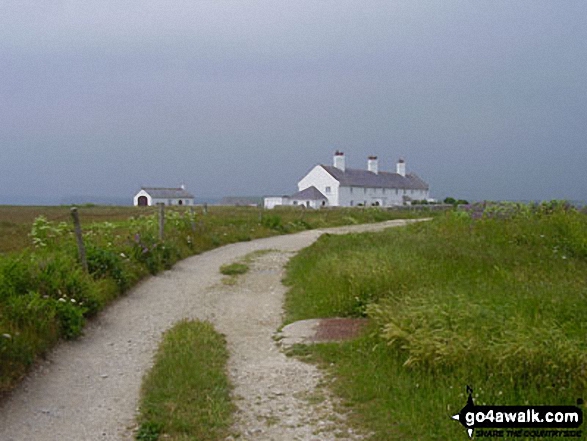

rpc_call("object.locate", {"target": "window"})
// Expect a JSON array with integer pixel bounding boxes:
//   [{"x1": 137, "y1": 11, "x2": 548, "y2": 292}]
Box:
[
  {"x1": 350, "y1": 200, "x2": 354, "y2": 206},
  {"x1": 293, "y1": 201, "x2": 298, "y2": 205},
  {"x1": 395, "y1": 189, "x2": 398, "y2": 195},
  {"x1": 325, "y1": 186, "x2": 331, "y2": 194},
  {"x1": 350, "y1": 187, "x2": 353, "y2": 194},
  {"x1": 364, "y1": 188, "x2": 367, "y2": 194}
]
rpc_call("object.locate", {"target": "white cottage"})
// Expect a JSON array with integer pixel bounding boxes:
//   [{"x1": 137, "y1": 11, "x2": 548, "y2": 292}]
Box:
[
  {"x1": 133, "y1": 185, "x2": 195, "y2": 206},
  {"x1": 265, "y1": 152, "x2": 429, "y2": 209},
  {"x1": 296, "y1": 152, "x2": 429, "y2": 207}
]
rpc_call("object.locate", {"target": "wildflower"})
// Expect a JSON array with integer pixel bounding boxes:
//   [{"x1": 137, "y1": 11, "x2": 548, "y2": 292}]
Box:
[
  {"x1": 120, "y1": 253, "x2": 126, "y2": 258},
  {"x1": 2, "y1": 333, "x2": 11, "y2": 339},
  {"x1": 70, "y1": 299, "x2": 76, "y2": 303},
  {"x1": 58, "y1": 298, "x2": 66, "y2": 303},
  {"x1": 562, "y1": 255, "x2": 567, "y2": 260}
]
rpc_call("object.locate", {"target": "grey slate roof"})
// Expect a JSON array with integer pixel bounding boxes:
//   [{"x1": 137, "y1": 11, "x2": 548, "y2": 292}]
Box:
[
  {"x1": 321, "y1": 165, "x2": 428, "y2": 190},
  {"x1": 290, "y1": 186, "x2": 328, "y2": 201},
  {"x1": 141, "y1": 187, "x2": 194, "y2": 199}
]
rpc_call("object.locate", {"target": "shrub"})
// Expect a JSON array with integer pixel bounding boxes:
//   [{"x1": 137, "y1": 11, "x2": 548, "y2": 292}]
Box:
[
  {"x1": 86, "y1": 245, "x2": 129, "y2": 292},
  {"x1": 54, "y1": 298, "x2": 86, "y2": 339}
]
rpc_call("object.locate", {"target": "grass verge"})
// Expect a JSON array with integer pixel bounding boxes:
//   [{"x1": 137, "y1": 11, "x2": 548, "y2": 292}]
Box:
[
  {"x1": 283, "y1": 203, "x2": 587, "y2": 440},
  {"x1": 136, "y1": 320, "x2": 233, "y2": 441}
]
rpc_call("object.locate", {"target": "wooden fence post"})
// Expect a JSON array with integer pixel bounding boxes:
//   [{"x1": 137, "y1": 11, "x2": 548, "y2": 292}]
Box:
[
  {"x1": 190, "y1": 207, "x2": 196, "y2": 232},
  {"x1": 158, "y1": 203, "x2": 165, "y2": 241},
  {"x1": 70, "y1": 207, "x2": 88, "y2": 272},
  {"x1": 203, "y1": 202, "x2": 208, "y2": 215}
]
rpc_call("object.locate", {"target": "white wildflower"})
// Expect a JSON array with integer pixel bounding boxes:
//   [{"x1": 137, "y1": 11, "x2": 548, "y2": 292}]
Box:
[
  {"x1": 70, "y1": 299, "x2": 76, "y2": 303},
  {"x1": 2, "y1": 333, "x2": 11, "y2": 339},
  {"x1": 58, "y1": 298, "x2": 66, "y2": 303}
]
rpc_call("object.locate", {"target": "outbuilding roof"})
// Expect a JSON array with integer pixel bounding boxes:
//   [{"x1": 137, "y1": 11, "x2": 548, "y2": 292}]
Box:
[
  {"x1": 289, "y1": 186, "x2": 328, "y2": 201},
  {"x1": 140, "y1": 187, "x2": 194, "y2": 199},
  {"x1": 320, "y1": 165, "x2": 428, "y2": 190}
]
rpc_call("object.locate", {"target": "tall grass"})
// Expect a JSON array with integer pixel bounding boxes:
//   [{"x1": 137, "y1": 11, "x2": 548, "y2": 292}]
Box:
[{"x1": 284, "y1": 203, "x2": 587, "y2": 439}]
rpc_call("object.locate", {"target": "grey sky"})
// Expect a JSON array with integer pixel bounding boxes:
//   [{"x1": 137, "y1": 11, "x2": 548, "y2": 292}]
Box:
[{"x1": 1, "y1": 1, "x2": 586, "y2": 203}]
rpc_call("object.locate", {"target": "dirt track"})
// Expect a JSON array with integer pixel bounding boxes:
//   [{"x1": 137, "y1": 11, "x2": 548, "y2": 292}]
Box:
[{"x1": 0, "y1": 220, "x2": 418, "y2": 441}]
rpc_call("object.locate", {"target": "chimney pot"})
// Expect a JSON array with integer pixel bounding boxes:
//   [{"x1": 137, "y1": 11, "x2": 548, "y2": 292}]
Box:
[{"x1": 396, "y1": 158, "x2": 406, "y2": 176}]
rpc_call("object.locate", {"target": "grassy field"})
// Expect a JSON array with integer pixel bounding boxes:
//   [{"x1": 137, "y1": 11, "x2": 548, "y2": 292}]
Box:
[
  {"x1": 283, "y1": 202, "x2": 587, "y2": 440},
  {"x1": 0, "y1": 204, "x2": 426, "y2": 396}
]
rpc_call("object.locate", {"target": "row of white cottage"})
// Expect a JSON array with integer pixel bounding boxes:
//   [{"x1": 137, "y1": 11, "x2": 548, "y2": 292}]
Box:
[{"x1": 264, "y1": 152, "x2": 430, "y2": 209}]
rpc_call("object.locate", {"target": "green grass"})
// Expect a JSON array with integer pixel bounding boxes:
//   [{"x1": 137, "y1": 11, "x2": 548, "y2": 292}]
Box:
[
  {"x1": 136, "y1": 320, "x2": 233, "y2": 441},
  {"x1": 0, "y1": 204, "x2": 427, "y2": 395},
  {"x1": 283, "y1": 205, "x2": 587, "y2": 440},
  {"x1": 219, "y1": 262, "x2": 249, "y2": 276}
]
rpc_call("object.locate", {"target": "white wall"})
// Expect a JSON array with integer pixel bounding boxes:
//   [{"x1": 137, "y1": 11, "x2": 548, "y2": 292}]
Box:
[
  {"x1": 133, "y1": 191, "x2": 194, "y2": 206},
  {"x1": 290, "y1": 199, "x2": 327, "y2": 209},
  {"x1": 151, "y1": 197, "x2": 193, "y2": 206},
  {"x1": 338, "y1": 186, "x2": 406, "y2": 207},
  {"x1": 264, "y1": 197, "x2": 286, "y2": 209},
  {"x1": 133, "y1": 190, "x2": 151, "y2": 206},
  {"x1": 297, "y1": 166, "x2": 339, "y2": 206}
]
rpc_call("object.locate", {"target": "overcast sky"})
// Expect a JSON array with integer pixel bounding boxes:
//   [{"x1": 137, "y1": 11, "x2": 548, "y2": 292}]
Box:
[{"x1": 1, "y1": 1, "x2": 586, "y2": 203}]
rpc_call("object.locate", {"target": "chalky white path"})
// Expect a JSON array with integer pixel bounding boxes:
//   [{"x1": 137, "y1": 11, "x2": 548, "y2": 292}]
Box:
[{"x1": 0, "y1": 220, "x2": 418, "y2": 441}]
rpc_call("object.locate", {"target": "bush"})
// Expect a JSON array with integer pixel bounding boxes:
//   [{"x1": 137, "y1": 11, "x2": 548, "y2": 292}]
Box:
[
  {"x1": 86, "y1": 245, "x2": 129, "y2": 292},
  {"x1": 54, "y1": 298, "x2": 86, "y2": 339}
]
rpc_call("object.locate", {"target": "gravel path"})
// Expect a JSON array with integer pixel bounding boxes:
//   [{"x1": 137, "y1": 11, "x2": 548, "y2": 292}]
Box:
[{"x1": 0, "y1": 220, "x2": 418, "y2": 441}]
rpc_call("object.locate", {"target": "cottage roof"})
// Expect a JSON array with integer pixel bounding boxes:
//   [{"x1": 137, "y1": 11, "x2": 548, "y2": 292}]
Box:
[
  {"x1": 290, "y1": 186, "x2": 328, "y2": 201},
  {"x1": 140, "y1": 187, "x2": 194, "y2": 199},
  {"x1": 320, "y1": 165, "x2": 428, "y2": 190}
]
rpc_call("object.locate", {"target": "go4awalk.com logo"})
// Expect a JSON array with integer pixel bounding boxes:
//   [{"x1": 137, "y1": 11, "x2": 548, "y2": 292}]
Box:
[{"x1": 451, "y1": 386, "x2": 583, "y2": 439}]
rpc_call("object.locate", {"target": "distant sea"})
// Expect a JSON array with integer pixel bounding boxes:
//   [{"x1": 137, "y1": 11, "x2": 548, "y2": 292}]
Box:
[{"x1": 0, "y1": 195, "x2": 222, "y2": 206}]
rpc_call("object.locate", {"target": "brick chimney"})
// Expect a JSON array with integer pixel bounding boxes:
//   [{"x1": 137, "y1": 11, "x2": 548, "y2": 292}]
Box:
[
  {"x1": 333, "y1": 150, "x2": 345, "y2": 171},
  {"x1": 367, "y1": 156, "x2": 378, "y2": 174}
]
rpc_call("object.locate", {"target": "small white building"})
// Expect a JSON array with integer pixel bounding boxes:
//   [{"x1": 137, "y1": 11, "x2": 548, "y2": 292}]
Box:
[
  {"x1": 264, "y1": 151, "x2": 429, "y2": 209},
  {"x1": 289, "y1": 186, "x2": 329, "y2": 209},
  {"x1": 264, "y1": 196, "x2": 290, "y2": 210},
  {"x1": 133, "y1": 185, "x2": 195, "y2": 206}
]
